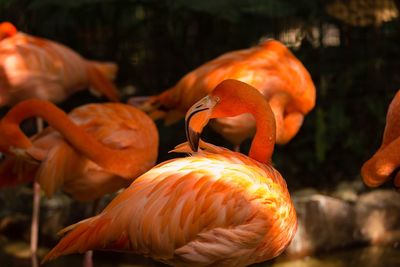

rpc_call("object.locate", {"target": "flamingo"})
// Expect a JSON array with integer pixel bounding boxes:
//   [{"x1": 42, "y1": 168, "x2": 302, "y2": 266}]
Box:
[
  {"x1": 361, "y1": 90, "x2": 400, "y2": 188},
  {"x1": 134, "y1": 39, "x2": 315, "y2": 150},
  {"x1": 0, "y1": 21, "x2": 120, "y2": 106},
  {"x1": 0, "y1": 99, "x2": 159, "y2": 266},
  {"x1": 0, "y1": 21, "x2": 121, "y2": 265},
  {"x1": 43, "y1": 79, "x2": 297, "y2": 267}
]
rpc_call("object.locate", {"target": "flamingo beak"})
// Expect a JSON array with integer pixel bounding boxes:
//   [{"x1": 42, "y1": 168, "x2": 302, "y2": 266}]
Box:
[{"x1": 185, "y1": 95, "x2": 217, "y2": 152}]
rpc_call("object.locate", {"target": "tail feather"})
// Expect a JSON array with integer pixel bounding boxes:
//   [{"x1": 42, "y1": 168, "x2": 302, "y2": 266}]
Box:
[
  {"x1": 128, "y1": 90, "x2": 184, "y2": 125},
  {"x1": 87, "y1": 63, "x2": 120, "y2": 102},
  {"x1": 42, "y1": 216, "x2": 111, "y2": 263},
  {"x1": 148, "y1": 88, "x2": 185, "y2": 125},
  {"x1": 88, "y1": 61, "x2": 118, "y2": 80},
  {"x1": 0, "y1": 157, "x2": 37, "y2": 187}
]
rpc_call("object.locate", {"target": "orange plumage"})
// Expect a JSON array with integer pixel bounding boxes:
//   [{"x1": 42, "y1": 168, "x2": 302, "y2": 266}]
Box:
[
  {"x1": 44, "y1": 80, "x2": 297, "y2": 267},
  {"x1": 361, "y1": 90, "x2": 400, "y2": 188},
  {"x1": 0, "y1": 22, "x2": 120, "y2": 106},
  {"x1": 0, "y1": 100, "x2": 159, "y2": 201},
  {"x1": 136, "y1": 39, "x2": 315, "y2": 145}
]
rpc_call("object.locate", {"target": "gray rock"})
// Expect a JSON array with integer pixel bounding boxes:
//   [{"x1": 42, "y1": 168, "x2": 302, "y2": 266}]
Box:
[
  {"x1": 355, "y1": 189, "x2": 400, "y2": 245},
  {"x1": 331, "y1": 180, "x2": 365, "y2": 203},
  {"x1": 284, "y1": 194, "x2": 357, "y2": 258}
]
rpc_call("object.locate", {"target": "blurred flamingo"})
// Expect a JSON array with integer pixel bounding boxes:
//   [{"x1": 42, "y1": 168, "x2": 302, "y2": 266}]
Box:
[
  {"x1": 361, "y1": 90, "x2": 400, "y2": 188},
  {"x1": 43, "y1": 79, "x2": 297, "y2": 267},
  {"x1": 133, "y1": 39, "x2": 315, "y2": 150},
  {"x1": 0, "y1": 99, "x2": 159, "y2": 266},
  {"x1": 0, "y1": 21, "x2": 120, "y2": 106}
]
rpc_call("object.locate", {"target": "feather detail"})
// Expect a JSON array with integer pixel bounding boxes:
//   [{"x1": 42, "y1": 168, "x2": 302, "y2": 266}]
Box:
[{"x1": 35, "y1": 141, "x2": 80, "y2": 198}]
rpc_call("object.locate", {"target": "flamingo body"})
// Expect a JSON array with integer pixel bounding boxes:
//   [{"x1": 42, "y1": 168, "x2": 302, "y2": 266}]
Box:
[
  {"x1": 0, "y1": 24, "x2": 119, "y2": 106},
  {"x1": 0, "y1": 102, "x2": 158, "y2": 201},
  {"x1": 139, "y1": 40, "x2": 315, "y2": 145},
  {"x1": 44, "y1": 141, "x2": 297, "y2": 266}
]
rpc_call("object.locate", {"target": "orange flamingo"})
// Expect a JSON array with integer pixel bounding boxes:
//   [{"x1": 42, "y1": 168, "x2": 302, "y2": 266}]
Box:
[
  {"x1": 0, "y1": 22, "x2": 120, "y2": 106},
  {"x1": 134, "y1": 39, "x2": 315, "y2": 149},
  {"x1": 43, "y1": 79, "x2": 297, "y2": 267},
  {"x1": 361, "y1": 90, "x2": 400, "y2": 188},
  {"x1": 0, "y1": 99, "x2": 159, "y2": 266}
]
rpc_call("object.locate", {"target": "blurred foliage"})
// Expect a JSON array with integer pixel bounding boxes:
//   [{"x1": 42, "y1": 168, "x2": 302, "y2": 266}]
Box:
[{"x1": 1, "y1": 0, "x2": 400, "y2": 190}]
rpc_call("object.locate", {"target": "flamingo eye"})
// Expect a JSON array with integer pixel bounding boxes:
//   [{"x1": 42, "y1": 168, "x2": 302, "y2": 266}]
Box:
[{"x1": 215, "y1": 96, "x2": 220, "y2": 102}]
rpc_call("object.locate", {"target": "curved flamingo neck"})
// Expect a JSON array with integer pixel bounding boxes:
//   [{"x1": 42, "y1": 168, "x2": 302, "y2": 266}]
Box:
[
  {"x1": 1, "y1": 99, "x2": 149, "y2": 178},
  {"x1": 362, "y1": 90, "x2": 400, "y2": 187},
  {"x1": 362, "y1": 135, "x2": 400, "y2": 187},
  {"x1": 212, "y1": 80, "x2": 276, "y2": 163},
  {"x1": 381, "y1": 91, "x2": 400, "y2": 149},
  {"x1": 248, "y1": 103, "x2": 276, "y2": 163}
]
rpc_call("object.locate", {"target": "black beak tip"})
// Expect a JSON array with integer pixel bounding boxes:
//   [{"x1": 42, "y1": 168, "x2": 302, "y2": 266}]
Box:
[{"x1": 187, "y1": 128, "x2": 200, "y2": 152}]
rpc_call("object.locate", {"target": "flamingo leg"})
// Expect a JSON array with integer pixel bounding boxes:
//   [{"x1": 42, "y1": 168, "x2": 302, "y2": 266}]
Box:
[
  {"x1": 83, "y1": 199, "x2": 100, "y2": 267},
  {"x1": 31, "y1": 117, "x2": 43, "y2": 267}
]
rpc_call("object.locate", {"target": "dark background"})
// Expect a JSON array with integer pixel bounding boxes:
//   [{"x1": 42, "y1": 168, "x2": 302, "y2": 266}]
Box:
[{"x1": 2, "y1": 0, "x2": 400, "y2": 190}]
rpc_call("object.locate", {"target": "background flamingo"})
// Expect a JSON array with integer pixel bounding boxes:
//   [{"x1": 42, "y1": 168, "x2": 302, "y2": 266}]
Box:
[
  {"x1": 43, "y1": 79, "x2": 297, "y2": 267},
  {"x1": 361, "y1": 90, "x2": 400, "y2": 188},
  {"x1": 0, "y1": 99, "x2": 159, "y2": 266},
  {"x1": 133, "y1": 39, "x2": 315, "y2": 150},
  {"x1": 0, "y1": 21, "x2": 121, "y2": 265},
  {"x1": 0, "y1": 21, "x2": 120, "y2": 106}
]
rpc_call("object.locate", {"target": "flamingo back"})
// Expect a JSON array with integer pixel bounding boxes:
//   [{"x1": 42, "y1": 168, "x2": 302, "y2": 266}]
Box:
[
  {"x1": 143, "y1": 39, "x2": 315, "y2": 125},
  {"x1": 0, "y1": 32, "x2": 119, "y2": 106}
]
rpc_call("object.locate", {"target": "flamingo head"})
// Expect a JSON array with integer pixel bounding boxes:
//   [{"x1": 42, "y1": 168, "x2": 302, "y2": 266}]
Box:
[
  {"x1": 185, "y1": 79, "x2": 260, "y2": 152},
  {"x1": 0, "y1": 22, "x2": 17, "y2": 41},
  {"x1": 185, "y1": 94, "x2": 216, "y2": 152},
  {"x1": 0, "y1": 121, "x2": 32, "y2": 157}
]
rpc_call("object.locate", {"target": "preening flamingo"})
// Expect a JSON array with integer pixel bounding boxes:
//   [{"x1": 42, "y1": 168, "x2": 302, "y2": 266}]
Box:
[
  {"x1": 0, "y1": 22, "x2": 120, "y2": 106},
  {"x1": 134, "y1": 39, "x2": 315, "y2": 149},
  {"x1": 361, "y1": 90, "x2": 400, "y2": 188},
  {"x1": 0, "y1": 99, "x2": 159, "y2": 265},
  {"x1": 0, "y1": 99, "x2": 158, "y2": 199},
  {"x1": 43, "y1": 79, "x2": 297, "y2": 267}
]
